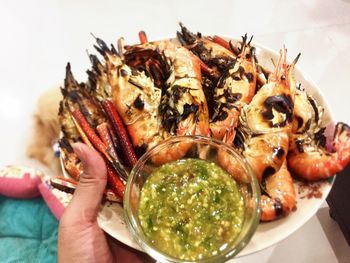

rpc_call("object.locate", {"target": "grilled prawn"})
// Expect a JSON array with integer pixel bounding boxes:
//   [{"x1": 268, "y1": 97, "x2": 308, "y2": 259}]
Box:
[
  {"x1": 124, "y1": 40, "x2": 210, "y2": 135},
  {"x1": 220, "y1": 48, "x2": 299, "y2": 221},
  {"x1": 210, "y1": 34, "x2": 257, "y2": 143},
  {"x1": 232, "y1": 48, "x2": 300, "y2": 182},
  {"x1": 58, "y1": 63, "x2": 128, "y2": 201},
  {"x1": 59, "y1": 63, "x2": 102, "y2": 180},
  {"x1": 288, "y1": 88, "x2": 350, "y2": 181},
  {"x1": 123, "y1": 39, "x2": 210, "y2": 163},
  {"x1": 92, "y1": 38, "x2": 163, "y2": 158},
  {"x1": 232, "y1": 49, "x2": 300, "y2": 221},
  {"x1": 155, "y1": 40, "x2": 210, "y2": 137}
]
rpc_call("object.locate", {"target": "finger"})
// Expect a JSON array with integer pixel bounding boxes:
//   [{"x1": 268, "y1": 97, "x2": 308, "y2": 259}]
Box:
[{"x1": 67, "y1": 142, "x2": 107, "y2": 222}]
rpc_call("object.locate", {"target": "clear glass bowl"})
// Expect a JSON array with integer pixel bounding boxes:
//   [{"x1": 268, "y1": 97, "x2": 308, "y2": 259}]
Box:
[{"x1": 124, "y1": 135, "x2": 261, "y2": 263}]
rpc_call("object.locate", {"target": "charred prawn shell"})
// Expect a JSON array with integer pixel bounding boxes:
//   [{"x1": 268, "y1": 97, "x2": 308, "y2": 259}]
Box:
[
  {"x1": 159, "y1": 85, "x2": 200, "y2": 134},
  {"x1": 124, "y1": 47, "x2": 173, "y2": 93},
  {"x1": 60, "y1": 63, "x2": 104, "y2": 139},
  {"x1": 177, "y1": 23, "x2": 236, "y2": 74},
  {"x1": 261, "y1": 94, "x2": 294, "y2": 128},
  {"x1": 292, "y1": 85, "x2": 324, "y2": 135}
]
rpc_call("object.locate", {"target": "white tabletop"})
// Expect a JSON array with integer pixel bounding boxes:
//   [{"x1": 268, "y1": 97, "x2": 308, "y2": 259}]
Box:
[{"x1": 1, "y1": 0, "x2": 349, "y2": 262}]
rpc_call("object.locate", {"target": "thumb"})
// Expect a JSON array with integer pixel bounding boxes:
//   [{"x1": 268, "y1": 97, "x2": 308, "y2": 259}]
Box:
[{"x1": 67, "y1": 142, "x2": 107, "y2": 222}]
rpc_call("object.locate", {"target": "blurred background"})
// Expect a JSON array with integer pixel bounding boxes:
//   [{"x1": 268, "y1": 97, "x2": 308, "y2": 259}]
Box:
[{"x1": 0, "y1": 0, "x2": 349, "y2": 262}]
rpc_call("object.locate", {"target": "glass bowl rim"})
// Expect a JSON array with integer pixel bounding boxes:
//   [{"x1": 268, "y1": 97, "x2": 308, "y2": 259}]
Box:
[{"x1": 124, "y1": 135, "x2": 261, "y2": 263}]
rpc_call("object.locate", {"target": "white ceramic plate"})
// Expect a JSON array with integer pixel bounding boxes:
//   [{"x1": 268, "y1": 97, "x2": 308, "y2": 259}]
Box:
[{"x1": 64, "y1": 38, "x2": 335, "y2": 257}]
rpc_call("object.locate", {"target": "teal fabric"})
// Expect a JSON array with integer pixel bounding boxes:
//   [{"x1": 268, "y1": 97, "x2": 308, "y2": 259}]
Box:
[{"x1": 0, "y1": 195, "x2": 58, "y2": 263}]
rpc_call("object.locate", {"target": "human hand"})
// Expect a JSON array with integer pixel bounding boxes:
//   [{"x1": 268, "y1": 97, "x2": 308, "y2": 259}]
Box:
[{"x1": 58, "y1": 143, "x2": 154, "y2": 263}]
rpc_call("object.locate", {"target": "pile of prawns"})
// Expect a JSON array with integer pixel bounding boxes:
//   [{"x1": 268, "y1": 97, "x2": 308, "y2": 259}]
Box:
[{"x1": 52, "y1": 23, "x2": 350, "y2": 222}]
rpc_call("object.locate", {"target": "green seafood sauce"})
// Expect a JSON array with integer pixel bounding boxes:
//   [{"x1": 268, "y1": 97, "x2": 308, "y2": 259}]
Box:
[{"x1": 138, "y1": 158, "x2": 244, "y2": 260}]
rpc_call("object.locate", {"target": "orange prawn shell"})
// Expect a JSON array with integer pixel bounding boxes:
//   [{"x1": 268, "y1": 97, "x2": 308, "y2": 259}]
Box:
[
  {"x1": 260, "y1": 161, "x2": 296, "y2": 222},
  {"x1": 287, "y1": 123, "x2": 350, "y2": 181},
  {"x1": 288, "y1": 86, "x2": 349, "y2": 181},
  {"x1": 245, "y1": 132, "x2": 289, "y2": 182}
]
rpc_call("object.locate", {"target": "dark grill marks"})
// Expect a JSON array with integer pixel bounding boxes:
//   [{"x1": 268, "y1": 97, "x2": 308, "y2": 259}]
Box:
[
  {"x1": 86, "y1": 54, "x2": 104, "y2": 91},
  {"x1": 215, "y1": 88, "x2": 242, "y2": 103},
  {"x1": 227, "y1": 91, "x2": 242, "y2": 104},
  {"x1": 245, "y1": 72, "x2": 254, "y2": 82},
  {"x1": 262, "y1": 166, "x2": 276, "y2": 180},
  {"x1": 260, "y1": 166, "x2": 276, "y2": 202},
  {"x1": 67, "y1": 89, "x2": 98, "y2": 128},
  {"x1": 149, "y1": 64, "x2": 160, "y2": 84},
  {"x1": 216, "y1": 70, "x2": 230, "y2": 90},
  {"x1": 133, "y1": 95, "x2": 144, "y2": 110},
  {"x1": 334, "y1": 122, "x2": 350, "y2": 139},
  {"x1": 212, "y1": 108, "x2": 228, "y2": 122},
  {"x1": 79, "y1": 102, "x2": 91, "y2": 124},
  {"x1": 296, "y1": 139, "x2": 304, "y2": 153},
  {"x1": 211, "y1": 90, "x2": 241, "y2": 123},
  {"x1": 273, "y1": 198, "x2": 284, "y2": 218},
  {"x1": 188, "y1": 42, "x2": 211, "y2": 64},
  {"x1": 273, "y1": 147, "x2": 285, "y2": 159},
  {"x1": 124, "y1": 48, "x2": 171, "y2": 92},
  {"x1": 202, "y1": 76, "x2": 217, "y2": 118},
  {"x1": 59, "y1": 137, "x2": 74, "y2": 153},
  {"x1": 233, "y1": 129, "x2": 245, "y2": 151},
  {"x1": 308, "y1": 96, "x2": 319, "y2": 124},
  {"x1": 192, "y1": 46, "x2": 235, "y2": 77},
  {"x1": 303, "y1": 119, "x2": 311, "y2": 134},
  {"x1": 295, "y1": 114, "x2": 312, "y2": 134},
  {"x1": 178, "y1": 24, "x2": 237, "y2": 76},
  {"x1": 131, "y1": 68, "x2": 140, "y2": 77},
  {"x1": 182, "y1": 103, "x2": 199, "y2": 121},
  {"x1": 134, "y1": 143, "x2": 148, "y2": 158},
  {"x1": 296, "y1": 116, "x2": 303, "y2": 130},
  {"x1": 58, "y1": 101, "x2": 64, "y2": 116},
  {"x1": 176, "y1": 31, "x2": 189, "y2": 46},
  {"x1": 314, "y1": 127, "x2": 326, "y2": 148},
  {"x1": 170, "y1": 85, "x2": 183, "y2": 103},
  {"x1": 89, "y1": 54, "x2": 103, "y2": 76},
  {"x1": 177, "y1": 23, "x2": 197, "y2": 45},
  {"x1": 238, "y1": 66, "x2": 245, "y2": 79},
  {"x1": 120, "y1": 69, "x2": 129, "y2": 77},
  {"x1": 262, "y1": 95, "x2": 294, "y2": 127},
  {"x1": 128, "y1": 78, "x2": 144, "y2": 90},
  {"x1": 210, "y1": 65, "x2": 245, "y2": 123},
  {"x1": 206, "y1": 56, "x2": 236, "y2": 73},
  {"x1": 66, "y1": 89, "x2": 80, "y2": 103},
  {"x1": 160, "y1": 104, "x2": 178, "y2": 133},
  {"x1": 159, "y1": 85, "x2": 199, "y2": 134}
]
